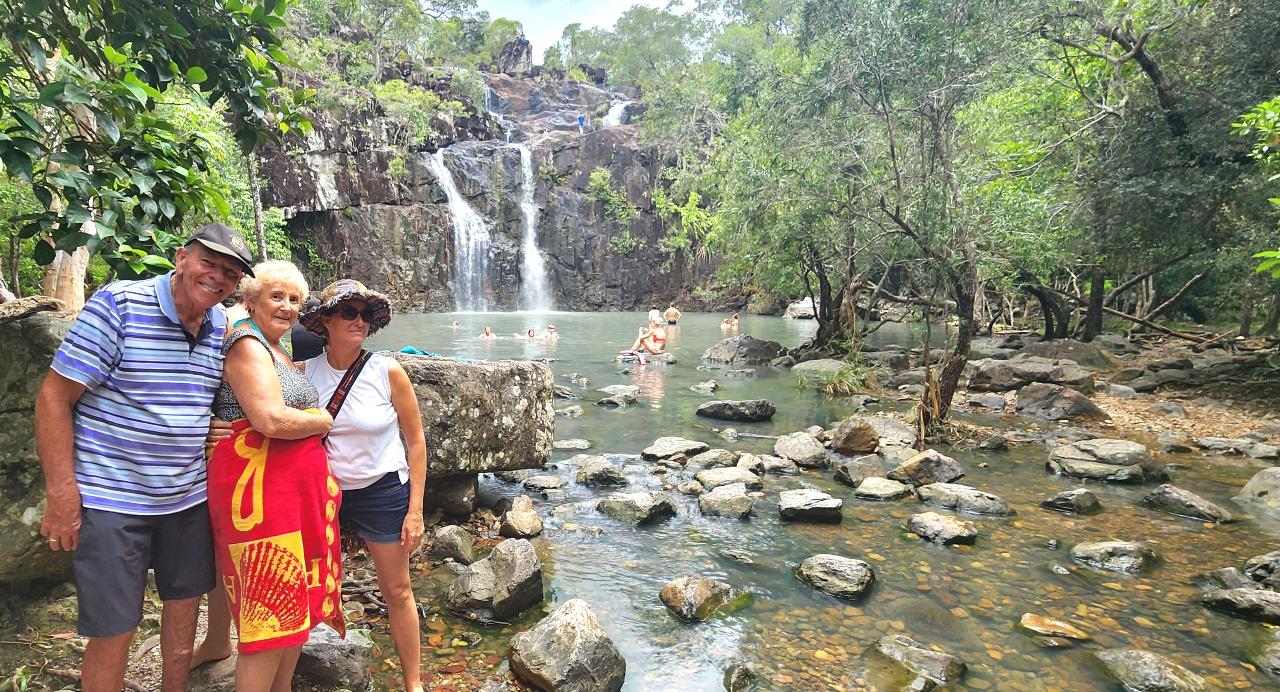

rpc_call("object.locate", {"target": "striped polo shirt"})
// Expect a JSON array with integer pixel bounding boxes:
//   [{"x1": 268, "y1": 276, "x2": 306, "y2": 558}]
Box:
[{"x1": 51, "y1": 272, "x2": 227, "y2": 515}]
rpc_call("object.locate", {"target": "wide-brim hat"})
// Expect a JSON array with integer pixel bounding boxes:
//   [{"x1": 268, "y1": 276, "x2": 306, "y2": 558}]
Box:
[{"x1": 300, "y1": 279, "x2": 392, "y2": 336}]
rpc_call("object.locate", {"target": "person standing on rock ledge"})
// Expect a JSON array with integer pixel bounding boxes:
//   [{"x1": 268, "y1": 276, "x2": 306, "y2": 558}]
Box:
[{"x1": 34, "y1": 223, "x2": 253, "y2": 692}]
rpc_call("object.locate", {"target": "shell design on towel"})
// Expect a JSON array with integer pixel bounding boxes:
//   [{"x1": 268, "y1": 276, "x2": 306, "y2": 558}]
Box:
[{"x1": 229, "y1": 531, "x2": 310, "y2": 643}]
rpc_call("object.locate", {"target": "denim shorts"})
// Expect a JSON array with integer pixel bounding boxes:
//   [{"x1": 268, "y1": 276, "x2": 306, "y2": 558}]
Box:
[
  {"x1": 73, "y1": 504, "x2": 215, "y2": 637},
  {"x1": 339, "y1": 471, "x2": 409, "y2": 544}
]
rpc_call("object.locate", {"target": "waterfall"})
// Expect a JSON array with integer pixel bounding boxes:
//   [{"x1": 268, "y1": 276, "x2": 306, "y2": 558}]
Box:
[
  {"x1": 515, "y1": 144, "x2": 553, "y2": 311},
  {"x1": 603, "y1": 101, "x2": 630, "y2": 127},
  {"x1": 427, "y1": 150, "x2": 491, "y2": 312}
]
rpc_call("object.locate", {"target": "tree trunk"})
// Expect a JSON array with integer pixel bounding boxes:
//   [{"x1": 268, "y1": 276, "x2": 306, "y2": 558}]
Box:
[
  {"x1": 1021, "y1": 283, "x2": 1068, "y2": 340},
  {"x1": 1239, "y1": 289, "x2": 1255, "y2": 338},
  {"x1": 6, "y1": 236, "x2": 19, "y2": 299},
  {"x1": 41, "y1": 245, "x2": 90, "y2": 311},
  {"x1": 1082, "y1": 265, "x2": 1105, "y2": 341},
  {"x1": 1260, "y1": 290, "x2": 1280, "y2": 336},
  {"x1": 247, "y1": 153, "x2": 266, "y2": 260}
]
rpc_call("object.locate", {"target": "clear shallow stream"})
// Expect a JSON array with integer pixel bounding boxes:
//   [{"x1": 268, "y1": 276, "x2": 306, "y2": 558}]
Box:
[{"x1": 365, "y1": 312, "x2": 1277, "y2": 691}]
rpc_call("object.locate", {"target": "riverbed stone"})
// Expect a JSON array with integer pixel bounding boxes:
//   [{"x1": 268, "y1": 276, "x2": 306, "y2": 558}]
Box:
[
  {"x1": 297, "y1": 623, "x2": 373, "y2": 690},
  {"x1": 596, "y1": 492, "x2": 677, "y2": 525},
  {"x1": 690, "y1": 379, "x2": 718, "y2": 393},
  {"x1": 1070, "y1": 541, "x2": 1157, "y2": 574},
  {"x1": 595, "y1": 393, "x2": 636, "y2": 407},
  {"x1": 698, "y1": 483, "x2": 755, "y2": 519},
  {"x1": 1040, "y1": 488, "x2": 1102, "y2": 515},
  {"x1": 907, "y1": 512, "x2": 977, "y2": 545},
  {"x1": 874, "y1": 634, "x2": 966, "y2": 686},
  {"x1": 778, "y1": 489, "x2": 843, "y2": 522},
  {"x1": 735, "y1": 454, "x2": 764, "y2": 475},
  {"x1": 773, "y1": 432, "x2": 829, "y2": 468},
  {"x1": 722, "y1": 663, "x2": 757, "y2": 692},
  {"x1": 597, "y1": 384, "x2": 639, "y2": 397},
  {"x1": 1142, "y1": 484, "x2": 1233, "y2": 523},
  {"x1": 575, "y1": 457, "x2": 628, "y2": 487},
  {"x1": 1245, "y1": 550, "x2": 1280, "y2": 589},
  {"x1": 702, "y1": 335, "x2": 784, "y2": 364},
  {"x1": 1198, "y1": 567, "x2": 1258, "y2": 591},
  {"x1": 689, "y1": 448, "x2": 738, "y2": 469},
  {"x1": 887, "y1": 449, "x2": 965, "y2": 487},
  {"x1": 791, "y1": 358, "x2": 848, "y2": 382},
  {"x1": 829, "y1": 417, "x2": 880, "y2": 454},
  {"x1": 696, "y1": 399, "x2": 776, "y2": 422},
  {"x1": 695, "y1": 466, "x2": 763, "y2": 491},
  {"x1": 758, "y1": 454, "x2": 799, "y2": 475},
  {"x1": 1047, "y1": 438, "x2": 1165, "y2": 483},
  {"x1": 660, "y1": 576, "x2": 739, "y2": 621},
  {"x1": 524, "y1": 474, "x2": 565, "y2": 492},
  {"x1": 1200, "y1": 588, "x2": 1280, "y2": 625},
  {"x1": 1234, "y1": 468, "x2": 1280, "y2": 520},
  {"x1": 1095, "y1": 648, "x2": 1204, "y2": 692},
  {"x1": 554, "y1": 438, "x2": 592, "y2": 450},
  {"x1": 916, "y1": 483, "x2": 1014, "y2": 516},
  {"x1": 642, "y1": 437, "x2": 710, "y2": 460},
  {"x1": 1017, "y1": 339, "x2": 1118, "y2": 370},
  {"x1": 1196, "y1": 437, "x2": 1253, "y2": 454},
  {"x1": 854, "y1": 477, "x2": 913, "y2": 500},
  {"x1": 1019, "y1": 613, "x2": 1090, "y2": 640},
  {"x1": 676, "y1": 480, "x2": 704, "y2": 496},
  {"x1": 500, "y1": 495, "x2": 544, "y2": 538},
  {"x1": 967, "y1": 393, "x2": 1007, "y2": 410},
  {"x1": 429, "y1": 525, "x2": 475, "y2": 565},
  {"x1": 796, "y1": 554, "x2": 875, "y2": 600},
  {"x1": 834, "y1": 454, "x2": 887, "y2": 487},
  {"x1": 425, "y1": 473, "x2": 479, "y2": 516},
  {"x1": 967, "y1": 355, "x2": 1094, "y2": 392},
  {"x1": 509, "y1": 599, "x2": 626, "y2": 692},
  {"x1": 445, "y1": 538, "x2": 543, "y2": 619},
  {"x1": 1015, "y1": 382, "x2": 1109, "y2": 421}
]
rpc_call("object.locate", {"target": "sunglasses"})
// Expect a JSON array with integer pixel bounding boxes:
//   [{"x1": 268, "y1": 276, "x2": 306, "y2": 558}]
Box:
[{"x1": 333, "y1": 305, "x2": 377, "y2": 322}]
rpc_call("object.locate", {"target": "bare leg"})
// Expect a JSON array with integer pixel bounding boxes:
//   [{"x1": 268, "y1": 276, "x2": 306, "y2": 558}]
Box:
[
  {"x1": 191, "y1": 583, "x2": 235, "y2": 668},
  {"x1": 160, "y1": 596, "x2": 201, "y2": 692},
  {"x1": 236, "y1": 648, "x2": 286, "y2": 692},
  {"x1": 269, "y1": 645, "x2": 303, "y2": 692},
  {"x1": 80, "y1": 631, "x2": 134, "y2": 692},
  {"x1": 367, "y1": 541, "x2": 423, "y2": 691}
]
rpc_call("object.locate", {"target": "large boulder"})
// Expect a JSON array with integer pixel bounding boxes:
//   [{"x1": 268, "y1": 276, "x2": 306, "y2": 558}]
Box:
[
  {"x1": 887, "y1": 449, "x2": 965, "y2": 487},
  {"x1": 641, "y1": 437, "x2": 710, "y2": 460},
  {"x1": 0, "y1": 313, "x2": 74, "y2": 583},
  {"x1": 425, "y1": 473, "x2": 479, "y2": 516},
  {"x1": 495, "y1": 36, "x2": 534, "y2": 75},
  {"x1": 1040, "y1": 488, "x2": 1102, "y2": 515},
  {"x1": 908, "y1": 512, "x2": 977, "y2": 545},
  {"x1": 596, "y1": 492, "x2": 677, "y2": 525},
  {"x1": 783, "y1": 297, "x2": 818, "y2": 319},
  {"x1": 1095, "y1": 648, "x2": 1204, "y2": 692},
  {"x1": 967, "y1": 355, "x2": 1094, "y2": 392},
  {"x1": 1047, "y1": 439, "x2": 1165, "y2": 483},
  {"x1": 1017, "y1": 339, "x2": 1119, "y2": 370},
  {"x1": 1015, "y1": 383, "x2": 1109, "y2": 421},
  {"x1": 689, "y1": 448, "x2": 737, "y2": 469},
  {"x1": 778, "y1": 489, "x2": 843, "y2": 523},
  {"x1": 834, "y1": 454, "x2": 889, "y2": 488},
  {"x1": 702, "y1": 335, "x2": 783, "y2": 364},
  {"x1": 509, "y1": 599, "x2": 626, "y2": 692},
  {"x1": 1142, "y1": 484, "x2": 1233, "y2": 523},
  {"x1": 1234, "y1": 468, "x2": 1280, "y2": 520},
  {"x1": 791, "y1": 359, "x2": 847, "y2": 382},
  {"x1": 694, "y1": 467, "x2": 763, "y2": 491},
  {"x1": 1199, "y1": 588, "x2": 1280, "y2": 625},
  {"x1": 773, "y1": 432, "x2": 829, "y2": 468},
  {"x1": 874, "y1": 634, "x2": 967, "y2": 687},
  {"x1": 1244, "y1": 551, "x2": 1280, "y2": 590},
  {"x1": 1070, "y1": 541, "x2": 1157, "y2": 574},
  {"x1": 916, "y1": 483, "x2": 1015, "y2": 516},
  {"x1": 854, "y1": 477, "x2": 913, "y2": 500},
  {"x1": 659, "y1": 576, "x2": 740, "y2": 621},
  {"x1": 445, "y1": 538, "x2": 544, "y2": 619},
  {"x1": 296, "y1": 623, "x2": 374, "y2": 690},
  {"x1": 695, "y1": 399, "x2": 776, "y2": 422},
  {"x1": 698, "y1": 482, "x2": 755, "y2": 519},
  {"x1": 795, "y1": 554, "x2": 875, "y2": 600},
  {"x1": 829, "y1": 417, "x2": 880, "y2": 455},
  {"x1": 574, "y1": 457, "x2": 628, "y2": 487}
]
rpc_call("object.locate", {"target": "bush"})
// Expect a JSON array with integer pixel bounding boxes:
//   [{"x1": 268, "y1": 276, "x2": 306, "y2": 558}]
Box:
[
  {"x1": 586, "y1": 168, "x2": 637, "y2": 224},
  {"x1": 609, "y1": 230, "x2": 642, "y2": 255}
]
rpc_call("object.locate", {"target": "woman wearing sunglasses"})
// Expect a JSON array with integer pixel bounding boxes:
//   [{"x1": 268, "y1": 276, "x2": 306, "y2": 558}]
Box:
[{"x1": 299, "y1": 280, "x2": 428, "y2": 692}]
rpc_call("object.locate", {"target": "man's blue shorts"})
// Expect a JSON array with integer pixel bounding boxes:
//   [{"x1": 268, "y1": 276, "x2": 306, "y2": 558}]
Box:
[{"x1": 339, "y1": 471, "x2": 409, "y2": 545}]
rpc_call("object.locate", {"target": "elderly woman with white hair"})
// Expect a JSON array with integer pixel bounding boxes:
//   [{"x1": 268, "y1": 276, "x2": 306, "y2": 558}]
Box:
[{"x1": 205, "y1": 260, "x2": 343, "y2": 691}]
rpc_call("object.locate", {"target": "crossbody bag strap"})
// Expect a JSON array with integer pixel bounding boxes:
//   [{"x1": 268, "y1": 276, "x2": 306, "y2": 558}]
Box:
[{"x1": 325, "y1": 349, "x2": 372, "y2": 419}]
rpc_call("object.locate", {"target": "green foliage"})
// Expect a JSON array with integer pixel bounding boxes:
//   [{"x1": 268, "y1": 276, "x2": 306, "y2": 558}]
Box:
[
  {"x1": 820, "y1": 363, "x2": 881, "y2": 397},
  {"x1": 371, "y1": 79, "x2": 456, "y2": 145},
  {"x1": 448, "y1": 69, "x2": 489, "y2": 110},
  {"x1": 537, "y1": 163, "x2": 568, "y2": 185},
  {"x1": 1235, "y1": 97, "x2": 1280, "y2": 179},
  {"x1": 585, "y1": 168, "x2": 636, "y2": 224},
  {"x1": 1256, "y1": 250, "x2": 1280, "y2": 279},
  {"x1": 608, "y1": 230, "x2": 642, "y2": 255}
]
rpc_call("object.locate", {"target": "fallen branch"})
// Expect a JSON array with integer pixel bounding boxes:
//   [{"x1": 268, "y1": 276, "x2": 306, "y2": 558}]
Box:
[
  {"x1": 1048, "y1": 287, "x2": 1211, "y2": 343},
  {"x1": 1141, "y1": 270, "x2": 1210, "y2": 322}
]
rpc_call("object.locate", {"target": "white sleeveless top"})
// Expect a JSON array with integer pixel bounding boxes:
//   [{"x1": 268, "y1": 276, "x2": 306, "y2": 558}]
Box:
[{"x1": 304, "y1": 353, "x2": 408, "y2": 490}]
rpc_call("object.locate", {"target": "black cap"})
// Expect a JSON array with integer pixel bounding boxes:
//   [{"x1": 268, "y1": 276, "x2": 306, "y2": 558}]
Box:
[{"x1": 187, "y1": 223, "x2": 255, "y2": 277}]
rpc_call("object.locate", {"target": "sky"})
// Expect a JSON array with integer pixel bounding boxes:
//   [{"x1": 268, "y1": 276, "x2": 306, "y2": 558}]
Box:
[{"x1": 474, "y1": 0, "x2": 669, "y2": 64}]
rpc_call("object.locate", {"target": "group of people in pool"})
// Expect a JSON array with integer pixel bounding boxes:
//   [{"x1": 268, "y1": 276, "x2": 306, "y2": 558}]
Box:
[{"x1": 465, "y1": 324, "x2": 560, "y2": 340}]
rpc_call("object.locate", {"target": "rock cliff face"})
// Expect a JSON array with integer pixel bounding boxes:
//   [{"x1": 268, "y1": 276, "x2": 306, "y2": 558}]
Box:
[{"x1": 257, "y1": 63, "x2": 714, "y2": 311}]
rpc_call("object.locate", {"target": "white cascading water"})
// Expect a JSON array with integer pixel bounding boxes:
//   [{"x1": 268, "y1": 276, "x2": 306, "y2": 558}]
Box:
[
  {"x1": 427, "y1": 150, "x2": 491, "y2": 312},
  {"x1": 515, "y1": 144, "x2": 553, "y2": 311},
  {"x1": 603, "y1": 101, "x2": 630, "y2": 127}
]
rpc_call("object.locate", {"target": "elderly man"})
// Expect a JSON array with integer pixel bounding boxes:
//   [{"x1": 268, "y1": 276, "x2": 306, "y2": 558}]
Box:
[{"x1": 36, "y1": 223, "x2": 254, "y2": 691}]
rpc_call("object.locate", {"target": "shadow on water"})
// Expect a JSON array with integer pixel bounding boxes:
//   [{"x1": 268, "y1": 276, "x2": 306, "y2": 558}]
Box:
[{"x1": 367, "y1": 312, "x2": 1277, "y2": 690}]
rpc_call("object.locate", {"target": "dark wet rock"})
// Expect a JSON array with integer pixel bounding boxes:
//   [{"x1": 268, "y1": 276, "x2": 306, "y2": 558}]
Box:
[
  {"x1": 595, "y1": 394, "x2": 636, "y2": 407},
  {"x1": 907, "y1": 512, "x2": 977, "y2": 545},
  {"x1": 445, "y1": 538, "x2": 543, "y2": 619},
  {"x1": 1197, "y1": 567, "x2": 1258, "y2": 591},
  {"x1": 853, "y1": 477, "x2": 913, "y2": 500},
  {"x1": 796, "y1": 554, "x2": 875, "y2": 599},
  {"x1": 829, "y1": 417, "x2": 880, "y2": 455},
  {"x1": 660, "y1": 575, "x2": 739, "y2": 621},
  {"x1": 690, "y1": 448, "x2": 738, "y2": 469},
  {"x1": 967, "y1": 393, "x2": 1007, "y2": 410},
  {"x1": 722, "y1": 662, "x2": 758, "y2": 692},
  {"x1": 1047, "y1": 438, "x2": 1165, "y2": 483},
  {"x1": 1258, "y1": 641, "x2": 1280, "y2": 679},
  {"x1": 297, "y1": 623, "x2": 373, "y2": 690},
  {"x1": 575, "y1": 457, "x2": 629, "y2": 487},
  {"x1": 967, "y1": 355, "x2": 1094, "y2": 392},
  {"x1": 874, "y1": 634, "x2": 966, "y2": 686},
  {"x1": 1245, "y1": 551, "x2": 1280, "y2": 590},
  {"x1": 1015, "y1": 382, "x2": 1109, "y2": 421},
  {"x1": 690, "y1": 379, "x2": 718, "y2": 394},
  {"x1": 1142, "y1": 484, "x2": 1233, "y2": 523},
  {"x1": 834, "y1": 454, "x2": 888, "y2": 488},
  {"x1": 887, "y1": 449, "x2": 965, "y2": 487},
  {"x1": 596, "y1": 492, "x2": 677, "y2": 525},
  {"x1": 642, "y1": 437, "x2": 710, "y2": 460},
  {"x1": 773, "y1": 432, "x2": 829, "y2": 468},
  {"x1": 978, "y1": 435, "x2": 1008, "y2": 451},
  {"x1": 778, "y1": 489, "x2": 843, "y2": 522},
  {"x1": 1095, "y1": 648, "x2": 1204, "y2": 692},
  {"x1": 1234, "y1": 468, "x2": 1280, "y2": 520},
  {"x1": 702, "y1": 335, "x2": 784, "y2": 364},
  {"x1": 916, "y1": 483, "x2": 1014, "y2": 516},
  {"x1": 429, "y1": 524, "x2": 475, "y2": 565},
  {"x1": 425, "y1": 474, "x2": 479, "y2": 516},
  {"x1": 696, "y1": 399, "x2": 776, "y2": 422},
  {"x1": 509, "y1": 599, "x2": 626, "y2": 692},
  {"x1": 1070, "y1": 541, "x2": 1157, "y2": 574},
  {"x1": 1040, "y1": 488, "x2": 1102, "y2": 515},
  {"x1": 695, "y1": 467, "x2": 764, "y2": 491},
  {"x1": 1200, "y1": 588, "x2": 1280, "y2": 625},
  {"x1": 1018, "y1": 613, "x2": 1090, "y2": 640},
  {"x1": 500, "y1": 495, "x2": 544, "y2": 538},
  {"x1": 698, "y1": 483, "x2": 755, "y2": 519},
  {"x1": 1034, "y1": 637, "x2": 1075, "y2": 649},
  {"x1": 1157, "y1": 432, "x2": 1193, "y2": 453},
  {"x1": 758, "y1": 454, "x2": 800, "y2": 475}
]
